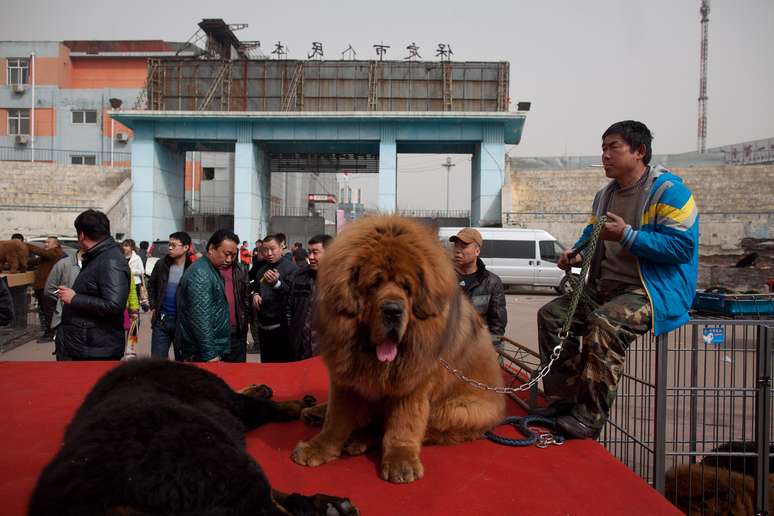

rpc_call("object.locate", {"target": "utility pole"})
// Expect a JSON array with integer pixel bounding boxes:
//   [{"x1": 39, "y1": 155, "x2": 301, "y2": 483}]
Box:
[
  {"x1": 697, "y1": 0, "x2": 710, "y2": 153},
  {"x1": 441, "y1": 157, "x2": 455, "y2": 213}
]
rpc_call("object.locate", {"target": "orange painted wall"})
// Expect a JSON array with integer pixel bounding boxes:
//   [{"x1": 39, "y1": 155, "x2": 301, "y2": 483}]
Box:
[
  {"x1": 0, "y1": 59, "x2": 6, "y2": 85},
  {"x1": 68, "y1": 58, "x2": 147, "y2": 89},
  {"x1": 102, "y1": 110, "x2": 133, "y2": 138},
  {"x1": 0, "y1": 109, "x2": 7, "y2": 136},
  {"x1": 185, "y1": 160, "x2": 203, "y2": 192},
  {"x1": 32, "y1": 57, "x2": 62, "y2": 86},
  {"x1": 33, "y1": 108, "x2": 55, "y2": 136}
]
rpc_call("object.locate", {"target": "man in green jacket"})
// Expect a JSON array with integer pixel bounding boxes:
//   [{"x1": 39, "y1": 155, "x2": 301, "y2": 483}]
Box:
[{"x1": 176, "y1": 229, "x2": 239, "y2": 362}]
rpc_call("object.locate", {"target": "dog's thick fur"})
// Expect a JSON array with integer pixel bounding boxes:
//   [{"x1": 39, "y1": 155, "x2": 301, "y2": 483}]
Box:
[
  {"x1": 0, "y1": 239, "x2": 28, "y2": 273},
  {"x1": 665, "y1": 463, "x2": 774, "y2": 515},
  {"x1": 665, "y1": 442, "x2": 774, "y2": 515},
  {"x1": 29, "y1": 359, "x2": 357, "y2": 516},
  {"x1": 292, "y1": 216, "x2": 506, "y2": 483}
]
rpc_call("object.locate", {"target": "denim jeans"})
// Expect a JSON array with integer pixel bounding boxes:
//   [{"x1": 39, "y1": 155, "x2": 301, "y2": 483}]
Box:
[{"x1": 151, "y1": 313, "x2": 180, "y2": 360}]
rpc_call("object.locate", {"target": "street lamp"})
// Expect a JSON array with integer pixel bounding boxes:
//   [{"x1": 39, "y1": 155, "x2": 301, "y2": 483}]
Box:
[
  {"x1": 108, "y1": 98, "x2": 122, "y2": 167},
  {"x1": 441, "y1": 157, "x2": 455, "y2": 213}
]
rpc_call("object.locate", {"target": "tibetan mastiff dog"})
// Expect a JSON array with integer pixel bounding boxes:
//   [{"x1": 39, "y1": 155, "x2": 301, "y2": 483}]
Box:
[
  {"x1": 29, "y1": 359, "x2": 357, "y2": 516},
  {"x1": 665, "y1": 442, "x2": 774, "y2": 515},
  {"x1": 292, "y1": 215, "x2": 505, "y2": 483}
]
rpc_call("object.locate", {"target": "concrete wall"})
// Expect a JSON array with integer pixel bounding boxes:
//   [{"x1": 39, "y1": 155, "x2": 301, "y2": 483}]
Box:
[
  {"x1": 505, "y1": 162, "x2": 774, "y2": 255},
  {"x1": 0, "y1": 160, "x2": 130, "y2": 238}
]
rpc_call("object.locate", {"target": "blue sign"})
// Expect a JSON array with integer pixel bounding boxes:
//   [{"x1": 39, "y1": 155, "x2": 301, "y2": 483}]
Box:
[{"x1": 702, "y1": 326, "x2": 725, "y2": 345}]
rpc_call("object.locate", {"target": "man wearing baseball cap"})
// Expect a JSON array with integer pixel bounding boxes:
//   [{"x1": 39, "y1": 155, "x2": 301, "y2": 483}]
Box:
[{"x1": 450, "y1": 228, "x2": 507, "y2": 343}]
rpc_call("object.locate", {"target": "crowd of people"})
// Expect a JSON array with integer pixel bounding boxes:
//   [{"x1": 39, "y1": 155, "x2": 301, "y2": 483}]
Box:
[
  {"x1": 0, "y1": 120, "x2": 699, "y2": 441},
  {"x1": 3, "y1": 212, "x2": 333, "y2": 364}
]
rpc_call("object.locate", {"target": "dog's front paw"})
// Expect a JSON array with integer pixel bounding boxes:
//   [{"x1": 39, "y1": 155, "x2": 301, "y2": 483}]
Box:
[
  {"x1": 301, "y1": 403, "x2": 327, "y2": 427},
  {"x1": 302, "y1": 394, "x2": 317, "y2": 407},
  {"x1": 381, "y1": 447, "x2": 424, "y2": 483},
  {"x1": 292, "y1": 440, "x2": 340, "y2": 467},
  {"x1": 238, "y1": 383, "x2": 273, "y2": 399},
  {"x1": 315, "y1": 494, "x2": 359, "y2": 516}
]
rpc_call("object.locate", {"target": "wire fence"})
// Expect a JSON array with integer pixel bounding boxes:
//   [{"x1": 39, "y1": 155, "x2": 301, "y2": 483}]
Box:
[
  {"x1": 599, "y1": 319, "x2": 774, "y2": 514},
  {"x1": 0, "y1": 146, "x2": 131, "y2": 167}
]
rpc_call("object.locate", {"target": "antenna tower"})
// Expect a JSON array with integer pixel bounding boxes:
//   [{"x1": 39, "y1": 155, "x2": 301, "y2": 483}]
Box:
[{"x1": 697, "y1": 0, "x2": 710, "y2": 153}]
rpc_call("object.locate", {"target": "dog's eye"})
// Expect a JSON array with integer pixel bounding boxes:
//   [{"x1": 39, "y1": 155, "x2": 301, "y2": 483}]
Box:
[
  {"x1": 368, "y1": 279, "x2": 381, "y2": 292},
  {"x1": 401, "y1": 282, "x2": 412, "y2": 294}
]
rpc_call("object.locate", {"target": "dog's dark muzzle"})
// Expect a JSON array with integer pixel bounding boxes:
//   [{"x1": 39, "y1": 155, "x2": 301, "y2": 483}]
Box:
[{"x1": 381, "y1": 301, "x2": 404, "y2": 328}]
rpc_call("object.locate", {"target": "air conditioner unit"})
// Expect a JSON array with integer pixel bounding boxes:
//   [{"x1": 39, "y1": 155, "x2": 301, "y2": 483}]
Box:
[
  {"x1": 115, "y1": 132, "x2": 129, "y2": 142},
  {"x1": 15, "y1": 134, "x2": 29, "y2": 145},
  {"x1": 12, "y1": 83, "x2": 25, "y2": 94}
]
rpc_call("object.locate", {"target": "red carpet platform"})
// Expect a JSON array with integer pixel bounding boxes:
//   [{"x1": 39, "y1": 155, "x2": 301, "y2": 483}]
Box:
[{"x1": 0, "y1": 359, "x2": 679, "y2": 515}]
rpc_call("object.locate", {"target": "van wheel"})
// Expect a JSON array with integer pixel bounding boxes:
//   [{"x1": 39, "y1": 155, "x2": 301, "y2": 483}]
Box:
[{"x1": 556, "y1": 275, "x2": 576, "y2": 295}]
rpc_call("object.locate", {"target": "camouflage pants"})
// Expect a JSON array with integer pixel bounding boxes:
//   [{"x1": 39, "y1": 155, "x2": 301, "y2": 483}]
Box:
[{"x1": 537, "y1": 281, "x2": 652, "y2": 431}]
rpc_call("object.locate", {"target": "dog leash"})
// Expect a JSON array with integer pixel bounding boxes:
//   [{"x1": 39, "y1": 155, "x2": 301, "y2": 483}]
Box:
[{"x1": 485, "y1": 416, "x2": 565, "y2": 448}]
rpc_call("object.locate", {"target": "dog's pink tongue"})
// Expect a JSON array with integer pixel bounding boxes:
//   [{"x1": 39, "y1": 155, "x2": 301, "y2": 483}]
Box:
[{"x1": 376, "y1": 341, "x2": 398, "y2": 363}]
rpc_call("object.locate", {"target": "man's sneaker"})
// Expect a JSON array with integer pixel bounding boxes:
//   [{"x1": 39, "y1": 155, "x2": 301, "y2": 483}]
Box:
[{"x1": 556, "y1": 415, "x2": 601, "y2": 439}]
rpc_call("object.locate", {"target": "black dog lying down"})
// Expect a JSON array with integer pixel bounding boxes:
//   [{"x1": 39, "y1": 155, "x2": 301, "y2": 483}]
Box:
[{"x1": 29, "y1": 359, "x2": 358, "y2": 516}]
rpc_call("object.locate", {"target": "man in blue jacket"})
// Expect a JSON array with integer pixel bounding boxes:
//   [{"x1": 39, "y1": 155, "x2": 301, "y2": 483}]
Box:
[{"x1": 536, "y1": 120, "x2": 699, "y2": 439}]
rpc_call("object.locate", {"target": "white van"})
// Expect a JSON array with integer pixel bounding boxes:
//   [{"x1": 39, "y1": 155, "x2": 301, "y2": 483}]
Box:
[{"x1": 437, "y1": 227, "x2": 579, "y2": 294}]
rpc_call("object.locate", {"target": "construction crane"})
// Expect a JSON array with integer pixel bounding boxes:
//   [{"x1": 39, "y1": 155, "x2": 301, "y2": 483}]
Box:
[{"x1": 697, "y1": 0, "x2": 710, "y2": 153}]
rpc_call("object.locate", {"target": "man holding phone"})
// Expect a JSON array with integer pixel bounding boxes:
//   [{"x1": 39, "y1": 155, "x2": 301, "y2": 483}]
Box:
[{"x1": 251, "y1": 234, "x2": 296, "y2": 362}]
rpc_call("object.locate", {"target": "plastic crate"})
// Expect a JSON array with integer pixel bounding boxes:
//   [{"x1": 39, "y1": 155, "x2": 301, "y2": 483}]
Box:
[{"x1": 692, "y1": 292, "x2": 774, "y2": 317}]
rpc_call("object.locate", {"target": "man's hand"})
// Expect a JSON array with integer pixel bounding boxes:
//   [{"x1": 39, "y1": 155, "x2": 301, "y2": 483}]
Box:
[
  {"x1": 557, "y1": 250, "x2": 582, "y2": 271},
  {"x1": 600, "y1": 212, "x2": 627, "y2": 241},
  {"x1": 57, "y1": 286, "x2": 76, "y2": 305},
  {"x1": 262, "y1": 269, "x2": 280, "y2": 286},
  {"x1": 252, "y1": 293, "x2": 262, "y2": 310}
]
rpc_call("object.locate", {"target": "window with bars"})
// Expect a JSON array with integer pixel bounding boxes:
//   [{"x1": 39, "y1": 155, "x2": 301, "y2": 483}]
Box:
[
  {"x1": 71, "y1": 155, "x2": 97, "y2": 165},
  {"x1": 8, "y1": 109, "x2": 30, "y2": 135},
  {"x1": 71, "y1": 110, "x2": 98, "y2": 124},
  {"x1": 7, "y1": 58, "x2": 29, "y2": 85}
]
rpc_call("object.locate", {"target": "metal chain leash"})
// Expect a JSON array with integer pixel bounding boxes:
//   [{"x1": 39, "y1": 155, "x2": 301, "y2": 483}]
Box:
[{"x1": 440, "y1": 216, "x2": 608, "y2": 394}]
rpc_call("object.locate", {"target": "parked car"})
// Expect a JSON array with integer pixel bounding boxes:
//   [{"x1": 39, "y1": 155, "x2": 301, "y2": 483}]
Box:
[{"x1": 437, "y1": 227, "x2": 581, "y2": 294}]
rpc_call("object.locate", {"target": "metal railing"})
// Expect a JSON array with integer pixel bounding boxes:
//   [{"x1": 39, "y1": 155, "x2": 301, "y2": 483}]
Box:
[{"x1": 0, "y1": 146, "x2": 131, "y2": 167}]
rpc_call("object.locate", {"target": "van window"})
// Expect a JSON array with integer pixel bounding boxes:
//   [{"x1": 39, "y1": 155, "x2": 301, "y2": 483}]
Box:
[
  {"x1": 539, "y1": 240, "x2": 565, "y2": 263},
  {"x1": 481, "y1": 240, "x2": 535, "y2": 259}
]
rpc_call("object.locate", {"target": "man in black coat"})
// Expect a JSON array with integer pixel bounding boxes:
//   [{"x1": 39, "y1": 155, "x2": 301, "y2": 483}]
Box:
[
  {"x1": 147, "y1": 231, "x2": 192, "y2": 360},
  {"x1": 55, "y1": 210, "x2": 131, "y2": 360},
  {"x1": 286, "y1": 234, "x2": 332, "y2": 360},
  {"x1": 450, "y1": 228, "x2": 508, "y2": 343},
  {"x1": 251, "y1": 234, "x2": 296, "y2": 362}
]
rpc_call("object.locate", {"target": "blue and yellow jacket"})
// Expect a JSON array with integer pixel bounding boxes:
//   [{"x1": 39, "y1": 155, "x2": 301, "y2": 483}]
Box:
[{"x1": 574, "y1": 165, "x2": 699, "y2": 336}]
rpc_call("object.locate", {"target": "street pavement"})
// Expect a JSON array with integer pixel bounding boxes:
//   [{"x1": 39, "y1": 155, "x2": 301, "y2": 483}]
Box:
[{"x1": 0, "y1": 288, "x2": 556, "y2": 362}]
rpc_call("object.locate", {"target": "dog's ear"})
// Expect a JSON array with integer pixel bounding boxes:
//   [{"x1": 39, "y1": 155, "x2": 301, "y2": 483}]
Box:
[
  {"x1": 412, "y1": 269, "x2": 444, "y2": 320},
  {"x1": 332, "y1": 264, "x2": 362, "y2": 317}
]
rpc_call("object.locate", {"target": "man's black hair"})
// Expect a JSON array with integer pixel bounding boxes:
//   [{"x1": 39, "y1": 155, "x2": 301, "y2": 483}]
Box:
[
  {"x1": 602, "y1": 120, "x2": 653, "y2": 165},
  {"x1": 293, "y1": 242, "x2": 303, "y2": 249},
  {"x1": 207, "y1": 229, "x2": 240, "y2": 251},
  {"x1": 262, "y1": 234, "x2": 283, "y2": 246},
  {"x1": 274, "y1": 232, "x2": 287, "y2": 245},
  {"x1": 74, "y1": 210, "x2": 111, "y2": 241},
  {"x1": 308, "y1": 234, "x2": 333, "y2": 248},
  {"x1": 169, "y1": 231, "x2": 192, "y2": 247},
  {"x1": 11, "y1": 233, "x2": 24, "y2": 241},
  {"x1": 139, "y1": 241, "x2": 149, "y2": 250}
]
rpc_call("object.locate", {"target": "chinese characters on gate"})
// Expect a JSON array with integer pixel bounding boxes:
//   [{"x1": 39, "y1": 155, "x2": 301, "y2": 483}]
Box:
[{"x1": 269, "y1": 41, "x2": 456, "y2": 61}]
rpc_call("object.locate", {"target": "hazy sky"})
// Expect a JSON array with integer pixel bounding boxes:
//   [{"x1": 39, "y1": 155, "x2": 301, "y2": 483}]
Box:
[{"x1": 3, "y1": 0, "x2": 772, "y2": 210}]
